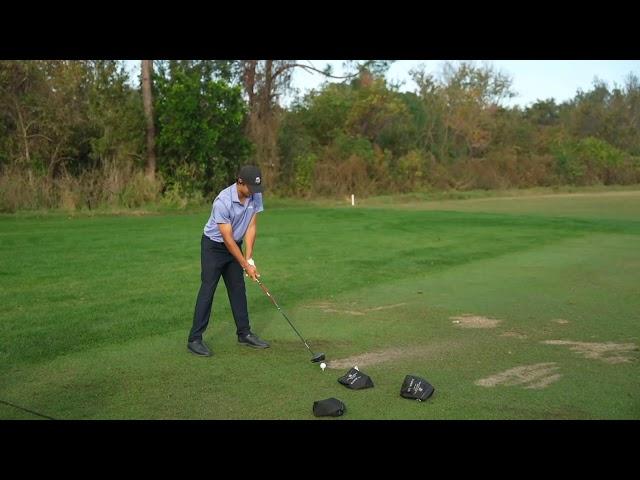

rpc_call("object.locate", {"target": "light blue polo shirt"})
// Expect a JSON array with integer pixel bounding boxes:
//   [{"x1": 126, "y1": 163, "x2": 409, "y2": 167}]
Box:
[{"x1": 203, "y1": 183, "x2": 264, "y2": 242}]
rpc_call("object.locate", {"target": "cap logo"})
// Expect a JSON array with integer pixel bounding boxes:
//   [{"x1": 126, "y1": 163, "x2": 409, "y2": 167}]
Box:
[{"x1": 255, "y1": 176, "x2": 261, "y2": 184}]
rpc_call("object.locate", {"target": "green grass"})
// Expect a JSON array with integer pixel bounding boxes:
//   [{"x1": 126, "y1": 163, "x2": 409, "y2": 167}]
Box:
[{"x1": 1, "y1": 188, "x2": 639, "y2": 419}]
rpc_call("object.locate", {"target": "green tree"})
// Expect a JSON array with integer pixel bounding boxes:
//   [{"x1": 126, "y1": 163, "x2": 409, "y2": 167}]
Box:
[{"x1": 154, "y1": 61, "x2": 251, "y2": 196}]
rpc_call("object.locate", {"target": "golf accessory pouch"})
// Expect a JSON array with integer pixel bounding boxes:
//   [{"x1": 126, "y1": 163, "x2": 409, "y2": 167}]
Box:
[
  {"x1": 313, "y1": 398, "x2": 346, "y2": 417},
  {"x1": 400, "y1": 375, "x2": 435, "y2": 401},
  {"x1": 338, "y1": 367, "x2": 374, "y2": 390}
]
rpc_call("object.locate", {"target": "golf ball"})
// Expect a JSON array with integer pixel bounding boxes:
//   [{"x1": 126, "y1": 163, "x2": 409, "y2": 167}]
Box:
[{"x1": 320, "y1": 362, "x2": 327, "y2": 370}]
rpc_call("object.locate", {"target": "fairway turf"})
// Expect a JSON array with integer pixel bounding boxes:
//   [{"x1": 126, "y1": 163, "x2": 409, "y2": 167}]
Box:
[{"x1": 1, "y1": 189, "x2": 639, "y2": 419}]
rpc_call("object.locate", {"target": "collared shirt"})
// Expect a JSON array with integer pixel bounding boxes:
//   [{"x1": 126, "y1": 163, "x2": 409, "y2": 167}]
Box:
[{"x1": 203, "y1": 183, "x2": 264, "y2": 242}]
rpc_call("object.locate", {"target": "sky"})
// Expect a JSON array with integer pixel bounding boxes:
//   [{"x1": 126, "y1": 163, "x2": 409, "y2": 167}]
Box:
[
  {"x1": 125, "y1": 60, "x2": 640, "y2": 108},
  {"x1": 286, "y1": 60, "x2": 640, "y2": 107}
]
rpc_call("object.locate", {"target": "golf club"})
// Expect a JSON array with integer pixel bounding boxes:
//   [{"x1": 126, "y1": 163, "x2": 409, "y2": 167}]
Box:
[
  {"x1": 254, "y1": 277, "x2": 325, "y2": 363},
  {"x1": 0, "y1": 399, "x2": 55, "y2": 420}
]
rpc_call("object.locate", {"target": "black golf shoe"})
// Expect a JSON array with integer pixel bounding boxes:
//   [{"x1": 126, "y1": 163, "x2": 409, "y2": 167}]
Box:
[
  {"x1": 238, "y1": 332, "x2": 270, "y2": 349},
  {"x1": 188, "y1": 339, "x2": 212, "y2": 357}
]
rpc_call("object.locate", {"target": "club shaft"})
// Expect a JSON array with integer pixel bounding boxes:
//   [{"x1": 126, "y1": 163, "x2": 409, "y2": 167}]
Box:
[
  {"x1": 0, "y1": 399, "x2": 56, "y2": 420},
  {"x1": 256, "y1": 279, "x2": 315, "y2": 354}
]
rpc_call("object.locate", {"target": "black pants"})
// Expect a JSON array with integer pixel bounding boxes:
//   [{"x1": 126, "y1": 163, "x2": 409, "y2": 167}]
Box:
[{"x1": 188, "y1": 234, "x2": 250, "y2": 342}]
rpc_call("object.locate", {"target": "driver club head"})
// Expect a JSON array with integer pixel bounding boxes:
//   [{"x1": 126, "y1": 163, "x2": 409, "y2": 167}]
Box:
[{"x1": 311, "y1": 353, "x2": 326, "y2": 363}]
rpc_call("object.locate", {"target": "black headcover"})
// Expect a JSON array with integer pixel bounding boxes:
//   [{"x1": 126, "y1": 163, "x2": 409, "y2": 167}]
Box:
[
  {"x1": 400, "y1": 375, "x2": 435, "y2": 401},
  {"x1": 313, "y1": 397, "x2": 346, "y2": 417},
  {"x1": 337, "y1": 367, "x2": 374, "y2": 390}
]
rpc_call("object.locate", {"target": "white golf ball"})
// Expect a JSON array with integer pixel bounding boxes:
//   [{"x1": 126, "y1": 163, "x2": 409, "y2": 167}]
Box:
[{"x1": 320, "y1": 362, "x2": 326, "y2": 370}]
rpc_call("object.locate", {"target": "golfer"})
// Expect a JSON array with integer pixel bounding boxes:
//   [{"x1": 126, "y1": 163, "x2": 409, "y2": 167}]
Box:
[{"x1": 187, "y1": 165, "x2": 269, "y2": 356}]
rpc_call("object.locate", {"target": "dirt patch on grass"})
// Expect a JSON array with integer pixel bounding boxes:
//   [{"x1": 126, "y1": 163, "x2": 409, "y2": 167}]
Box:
[
  {"x1": 327, "y1": 343, "x2": 455, "y2": 370},
  {"x1": 320, "y1": 307, "x2": 366, "y2": 316},
  {"x1": 307, "y1": 302, "x2": 407, "y2": 316},
  {"x1": 500, "y1": 331, "x2": 528, "y2": 339},
  {"x1": 451, "y1": 314, "x2": 501, "y2": 328},
  {"x1": 551, "y1": 319, "x2": 570, "y2": 325},
  {"x1": 542, "y1": 340, "x2": 639, "y2": 364},
  {"x1": 475, "y1": 363, "x2": 561, "y2": 389},
  {"x1": 367, "y1": 303, "x2": 407, "y2": 312}
]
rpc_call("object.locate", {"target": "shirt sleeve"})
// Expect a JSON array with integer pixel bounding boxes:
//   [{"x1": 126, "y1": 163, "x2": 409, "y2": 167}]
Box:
[
  {"x1": 254, "y1": 193, "x2": 264, "y2": 214},
  {"x1": 213, "y1": 199, "x2": 232, "y2": 224}
]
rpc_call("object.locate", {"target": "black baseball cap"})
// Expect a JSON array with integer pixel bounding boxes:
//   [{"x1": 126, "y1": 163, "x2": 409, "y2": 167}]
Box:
[{"x1": 238, "y1": 165, "x2": 264, "y2": 193}]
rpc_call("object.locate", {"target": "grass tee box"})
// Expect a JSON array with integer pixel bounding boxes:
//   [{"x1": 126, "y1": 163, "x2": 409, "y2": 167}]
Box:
[{"x1": 0, "y1": 188, "x2": 639, "y2": 419}]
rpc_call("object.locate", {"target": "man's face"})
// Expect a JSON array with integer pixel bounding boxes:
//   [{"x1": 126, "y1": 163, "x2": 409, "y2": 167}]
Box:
[{"x1": 237, "y1": 181, "x2": 252, "y2": 197}]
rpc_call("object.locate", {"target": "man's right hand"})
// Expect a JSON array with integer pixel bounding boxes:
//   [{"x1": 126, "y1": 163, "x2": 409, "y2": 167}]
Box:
[{"x1": 245, "y1": 264, "x2": 260, "y2": 281}]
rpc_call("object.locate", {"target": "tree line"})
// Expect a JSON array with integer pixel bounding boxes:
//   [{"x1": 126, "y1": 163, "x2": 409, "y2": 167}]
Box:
[{"x1": 1, "y1": 60, "x2": 638, "y2": 211}]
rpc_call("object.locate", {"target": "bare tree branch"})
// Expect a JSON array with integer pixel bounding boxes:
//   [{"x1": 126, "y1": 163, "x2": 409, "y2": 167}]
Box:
[{"x1": 271, "y1": 62, "x2": 359, "y2": 82}]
